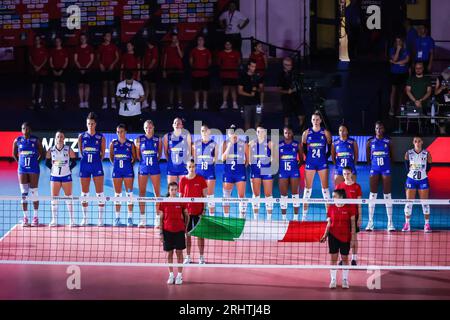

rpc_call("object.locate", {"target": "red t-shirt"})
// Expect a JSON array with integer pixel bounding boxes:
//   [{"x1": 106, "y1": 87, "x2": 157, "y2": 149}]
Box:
[
  {"x1": 164, "y1": 45, "x2": 183, "y2": 72},
  {"x1": 336, "y1": 182, "x2": 362, "y2": 215},
  {"x1": 190, "y1": 47, "x2": 211, "y2": 78},
  {"x1": 179, "y1": 175, "x2": 208, "y2": 216},
  {"x1": 143, "y1": 46, "x2": 159, "y2": 70},
  {"x1": 98, "y1": 43, "x2": 118, "y2": 68},
  {"x1": 29, "y1": 46, "x2": 48, "y2": 75},
  {"x1": 121, "y1": 52, "x2": 140, "y2": 78},
  {"x1": 249, "y1": 52, "x2": 266, "y2": 76},
  {"x1": 75, "y1": 44, "x2": 94, "y2": 69},
  {"x1": 50, "y1": 48, "x2": 68, "y2": 70},
  {"x1": 160, "y1": 202, "x2": 186, "y2": 233},
  {"x1": 217, "y1": 50, "x2": 240, "y2": 79},
  {"x1": 327, "y1": 204, "x2": 356, "y2": 243}
]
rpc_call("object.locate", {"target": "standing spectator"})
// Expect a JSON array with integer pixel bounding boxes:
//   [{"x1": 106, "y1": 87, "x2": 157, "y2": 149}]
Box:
[
  {"x1": 29, "y1": 35, "x2": 48, "y2": 110},
  {"x1": 404, "y1": 19, "x2": 418, "y2": 56},
  {"x1": 219, "y1": 1, "x2": 249, "y2": 54},
  {"x1": 98, "y1": 32, "x2": 120, "y2": 110},
  {"x1": 434, "y1": 67, "x2": 450, "y2": 134},
  {"x1": 345, "y1": 0, "x2": 361, "y2": 61},
  {"x1": 414, "y1": 25, "x2": 435, "y2": 74},
  {"x1": 389, "y1": 37, "x2": 410, "y2": 116},
  {"x1": 249, "y1": 41, "x2": 267, "y2": 108},
  {"x1": 120, "y1": 41, "x2": 141, "y2": 81},
  {"x1": 115, "y1": 70, "x2": 145, "y2": 132},
  {"x1": 218, "y1": 40, "x2": 241, "y2": 110},
  {"x1": 163, "y1": 34, "x2": 184, "y2": 110},
  {"x1": 238, "y1": 60, "x2": 264, "y2": 130},
  {"x1": 74, "y1": 33, "x2": 94, "y2": 109},
  {"x1": 49, "y1": 37, "x2": 69, "y2": 109},
  {"x1": 406, "y1": 62, "x2": 432, "y2": 113},
  {"x1": 278, "y1": 57, "x2": 305, "y2": 130},
  {"x1": 142, "y1": 39, "x2": 159, "y2": 111},
  {"x1": 190, "y1": 35, "x2": 212, "y2": 110}
]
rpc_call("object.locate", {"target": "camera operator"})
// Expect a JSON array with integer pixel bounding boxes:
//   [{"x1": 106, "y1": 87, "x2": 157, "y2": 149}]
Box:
[
  {"x1": 434, "y1": 67, "x2": 450, "y2": 134},
  {"x1": 115, "y1": 70, "x2": 145, "y2": 132},
  {"x1": 278, "y1": 57, "x2": 305, "y2": 131}
]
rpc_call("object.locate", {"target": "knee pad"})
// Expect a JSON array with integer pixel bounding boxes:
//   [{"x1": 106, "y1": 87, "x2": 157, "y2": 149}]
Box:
[
  {"x1": 207, "y1": 194, "x2": 215, "y2": 209},
  {"x1": 65, "y1": 195, "x2": 73, "y2": 211},
  {"x1": 404, "y1": 203, "x2": 413, "y2": 217},
  {"x1": 303, "y1": 188, "x2": 312, "y2": 199},
  {"x1": 369, "y1": 192, "x2": 377, "y2": 209},
  {"x1": 292, "y1": 194, "x2": 300, "y2": 208},
  {"x1": 20, "y1": 184, "x2": 30, "y2": 196},
  {"x1": 265, "y1": 196, "x2": 273, "y2": 211},
  {"x1": 321, "y1": 188, "x2": 330, "y2": 200},
  {"x1": 252, "y1": 195, "x2": 260, "y2": 209},
  {"x1": 29, "y1": 188, "x2": 38, "y2": 200},
  {"x1": 383, "y1": 193, "x2": 392, "y2": 209},
  {"x1": 280, "y1": 195, "x2": 288, "y2": 210},
  {"x1": 223, "y1": 189, "x2": 232, "y2": 198},
  {"x1": 126, "y1": 192, "x2": 133, "y2": 206},
  {"x1": 239, "y1": 202, "x2": 247, "y2": 213},
  {"x1": 81, "y1": 192, "x2": 89, "y2": 205},
  {"x1": 96, "y1": 193, "x2": 106, "y2": 206},
  {"x1": 114, "y1": 193, "x2": 122, "y2": 206},
  {"x1": 422, "y1": 204, "x2": 430, "y2": 216},
  {"x1": 51, "y1": 200, "x2": 58, "y2": 211}
]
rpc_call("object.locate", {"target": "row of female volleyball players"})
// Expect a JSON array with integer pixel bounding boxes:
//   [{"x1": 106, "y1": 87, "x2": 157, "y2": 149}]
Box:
[{"x1": 13, "y1": 111, "x2": 432, "y2": 232}]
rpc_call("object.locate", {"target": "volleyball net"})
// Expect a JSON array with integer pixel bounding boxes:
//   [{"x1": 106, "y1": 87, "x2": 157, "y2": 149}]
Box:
[{"x1": 0, "y1": 195, "x2": 449, "y2": 270}]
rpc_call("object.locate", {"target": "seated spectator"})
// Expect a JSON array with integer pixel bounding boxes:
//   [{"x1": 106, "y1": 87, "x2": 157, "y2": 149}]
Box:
[
  {"x1": 414, "y1": 25, "x2": 435, "y2": 74},
  {"x1": 389, "y1": 37, "x2": 410, "y2": 116},
  {"x1": 163, "y1": 33, "x2": 184, "y2": 110},
  {"x1": 116, "y1": 70, "x2": 145, "y2": 133},
  {"x1": 218, "y1": 40, "x2": 241, "y2": 110},
  {"x1": 142, "y1": 39, "x2": 159, "y2": 111},
  {"x1": 74, "y1": 33, "x2": 94, "y2": 109},
  {"x1": 434, "y1": 67, "x2": 450, "y2": 134},
  {"x1": 190, "y1": 35, "x2": 212, "y2": 110},
  {"x1": 405, "y1": 62, "x2": 432, "y2": 113},
  {"x1": 49, "y1": 36, "x2": 69, "y2": 109},
  {"x1": 238, "y1": 60, "x2": 264, "y2": 130},
  {"x1": 29, "y1": 35, "x2": 48, "y2": 110},
  {"x1": 120, "y1": 41, "x2": 140, "y2": 81},
  {"x1": 98, "y1": 32, "x2": 120, "y2": 110}
]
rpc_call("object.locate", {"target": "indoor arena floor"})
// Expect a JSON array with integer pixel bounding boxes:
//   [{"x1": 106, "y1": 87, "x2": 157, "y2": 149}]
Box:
[{"x1": 0, "y1": 160, "x2": 450, "y2": 300}]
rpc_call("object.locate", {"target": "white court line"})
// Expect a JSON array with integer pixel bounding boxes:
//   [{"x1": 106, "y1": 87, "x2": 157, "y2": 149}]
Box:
[{"x1": 0, "y1": 224, "x2": 18, "y2": 243}]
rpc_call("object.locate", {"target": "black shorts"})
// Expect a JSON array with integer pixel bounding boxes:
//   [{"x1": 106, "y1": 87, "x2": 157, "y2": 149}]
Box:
[
  {"x1": 390, "y1": 73, "x2": 408, "y2": 86},
  {"x1": 100, "y1": 70, "x2": 118, "y2": 82},
  {"x1": 31, "y1": 72, "x2": 46, "y2": 84},
  {"x1": 142, "y1": 70, "x2": 158, "y2": 83},
  {"x1": 192, "y1": 76, "x2": 210, "y2": 91},
  {"x1": 355, "y1": 214, "x2": 360, "y2": 234},
  {"x1": 163, "y1": 230, "x2": 186, "y2": 252},
  {"x1": 221, "y1": 78, "x2": 238, "y2": 86},
  {"x1": 187, "y1": 215, "x2": 201, "y2": 233},
  {"x1": 52, "y1": 69, "x2": 66, "y2": 82},
  {"x1": 282, "y1": 94, "x2": 305, "y2": 117},
  {"x1": 328, "y1": 233, "x2": 350, "y2": 255},
  {"x1": 167, "y1": 72, "x2": 183, "y2": 85},
  {"x1": 78, "y1": 70, "x2": 91, "y2": 84},
  {"x1": 243, "y1": 104, "x2": 262, "y2": 127}
]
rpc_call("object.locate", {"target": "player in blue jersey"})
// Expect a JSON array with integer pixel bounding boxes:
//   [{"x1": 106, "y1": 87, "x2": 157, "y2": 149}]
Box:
[
  {"x1": 78, "y1": 112, "x2": 106, "y2": 227},
  {"x1": 402, "y1": 136, "x2": 433, "y2": 233},
  {"x1": 222, "y1": 125, "x2": 249, "y2": 218},
  {"x1": 12, "y1": 122, "x2": 44, "y2": 227},
  {"x1": 192, "y1": 124, "x2": 218, "y2": 216},
  {"x1": 163, "y1": 118, "x2": 192, "y2": 184},
  {"x1": 249, "y1": 125, "x2": 274, "y2": 220},
  {"x1": 279, "y1": 125, "x2": 303, "y2": 221},
  {"x1": 301, "y1": 112, "x2": 332, "y2": 221},
  {"x1": 365, "y1": 121, "x2": 395, "y2": 232},
  {"x1": 331, "y1": 124, "x2": 359, "y2": 186},
  {"x1": 135, "y1": 120, "x2": 162, "y2": 227},
  {"x1": 109, "y1": 124, "x2": 137, "y2": 227}
]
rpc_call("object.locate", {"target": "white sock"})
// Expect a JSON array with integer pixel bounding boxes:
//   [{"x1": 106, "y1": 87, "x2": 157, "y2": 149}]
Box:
[
  {"x1": 404, "y1": 204, "x2": 412, "y2": 221},
  {"x1": 384, "y1": 193, "x2": 393, "y2": 223},
  {"x1": 128, "y1": 210, "x2": 133, "y2": 218},
  {"x1": 98, "y1": 206, "x2": 104, "y2": 220},
  {"x1": 330, "y1": 269, "x2": 337, "y2": 281},
  {"x1": 177, "y1": 272, "x2": 182, "y2": 277},
  {"x1": 425, "y1": 217, "x2": 430, "y2": 224},
  {"x1": 82, "y1": 206, "x2": 88, "y2": 219},
  {"x1": 169, "y1": 272, "x2": 174, "y2": 277},
  {"x1": 368, "y1": 192, "x2": 377, "y2": 222},
  {"x1": 66, "y1": 200, "x2": 74, "y2": 221},
  {"x1": 23, "y1": 210, "x2": 28, "y2": 218},
  {"x1": 343, "y1": 269, "x2": 349, "y2": 281},
  {"x1": 352, "y1": 254, "x2": 357, "y2": 261},
  {"x1": 33, "y1": 209, "x2": 38, "y2": 218},
  {"x1": 103, "y1": 97, "x2": 107, "y2": 103},
  {"x1": 51, "y1": 201, "x2": 57, "y2": 220},
  {"x1": 115, "y1": 211, "x2": 120, "y2": 218}
]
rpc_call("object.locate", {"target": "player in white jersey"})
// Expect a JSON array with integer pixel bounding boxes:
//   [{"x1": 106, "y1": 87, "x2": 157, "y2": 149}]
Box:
[
  {"x1": 45, "y1": 131, "x2": 77, "y2": 227},
  {"x1": 402, "y1": 136, "x2": 433, "y2": 233}
]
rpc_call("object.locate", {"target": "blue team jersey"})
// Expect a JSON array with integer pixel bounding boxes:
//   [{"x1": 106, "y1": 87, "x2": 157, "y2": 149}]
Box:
[
  {"x1": 167, "y1": 132, "x2": 189, "y2": 176},
  {"x1": 138, "y1": 135, "x2": 161, "y2": 176},
  {"x1": 305, "y1": 128, "x2": 328, "y2": 171},
  {"x1": 415, "y1": 36, "x2": 435, "y2": 61},
  {"x1": 112, "y1": 139, "x2": 134, "y2": 179},
  {"x1": 333, "y1": 138, "x2": 357, "y2": 175},
  {"x1": 194, "y1": 139, "x2": 216, "y2": 180},
  {"x1": 79, "y1": 132, "x2": 104, "y2": 178},
  {"x1": 17, "y1": 135, "x2": 40, "y2": 174},
  {"x1": 223, "y1": 139, "x2": 246, "y2": 183},
  {"x1": 389, "y1": 47, "x2": 409, "y2": 74},
  {"x1": 250, "y1": 139, "x2": 272, "y2": 180},
  {"x1": 369, "y1": 136, "x2": 391, "y2": 176},
  {"x1": 279, "y1": 140, "x2": 300, "y2": 179}
]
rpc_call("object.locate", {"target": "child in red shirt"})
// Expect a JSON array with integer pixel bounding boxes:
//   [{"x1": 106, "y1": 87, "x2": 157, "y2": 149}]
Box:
[
  {"x1": 97, "y1": 32, "x2": 120, "y2": 110},
  {"x1": 74, "y1": 33, "x2": 94, "y2": 109},
  {"x1": 49, "y1": 37, "x2": 69, "y2": 109},
  {"x1": 142, "y1": 40, "x2": 159, "y2": 111},
  {"x1": 163, "y1": 34, "x2": 184, "y2": 110},
  {"x1": 29, "y1": 35, "x2": 48, "y2": 109},
  {"x1": 249, "y1": 41, "x2": 267, "y2": 108},
  {"x1": 158, "y1": 182, "x2": 188, "y2": 285},
  {"x1": 120, "y1": 41, "x2": 140, "y2": 81},
  {"x1": 218, "y1": 41, "x2": 241, "y2": 110},
  {"x1": 190, "y1": 35, "x2": 212, "y2": 110}
]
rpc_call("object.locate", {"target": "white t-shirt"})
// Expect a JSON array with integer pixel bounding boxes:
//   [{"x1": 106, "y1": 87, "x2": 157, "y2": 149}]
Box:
[
  {"x1": 219, "y1": 10, "x2": 247, "y2": 34},
  {"x1": 50, "y1": 145, "x2": 71, "y2": 177},
  {"x1": 116, "y1": 80, "x2": 144, "y2": 117}
]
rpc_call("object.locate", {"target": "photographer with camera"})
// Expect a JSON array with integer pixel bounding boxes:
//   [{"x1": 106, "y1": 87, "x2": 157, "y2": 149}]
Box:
[
  {"x1": 434, "y1": 67, "x2": 450, "y2": 134},
  {"x1": 115, "y1": 70, "x2": 145, "y2": 133},
  {"x1": 278, "y1": 57, "x2": 305, "y2": 131}
]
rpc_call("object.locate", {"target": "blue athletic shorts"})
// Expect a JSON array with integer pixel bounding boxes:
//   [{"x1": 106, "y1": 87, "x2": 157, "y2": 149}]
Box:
[
  {"x1": 112, "y1": 169, "x2": 134, "y2": 179},
  {"x1": 139, "y1": 165, "x2": 161, "y2": 176},
  {"x1": 223, "y1": 173, "x2": 246, "y2": 184},
  {"x1": 405, "y1": 177, "x2": 429, "y2": 190},
  {"x1": 250, "y1": 165, "x2": 273, "y2": 180},
  {"x1": 370, "y1": 167, "x2": 391, "y2": 177},
  {"x1": 50, "y1": 175, "x2": 72, "y2": 182},
  {"x1": 79, "y1": 164, "x2": 104, "y2": 178}
]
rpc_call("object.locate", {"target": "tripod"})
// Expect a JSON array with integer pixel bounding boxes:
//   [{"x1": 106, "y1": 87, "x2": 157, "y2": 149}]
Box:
[{"x1": 296, "y1": 0, "x2": 310, "y2": 66}]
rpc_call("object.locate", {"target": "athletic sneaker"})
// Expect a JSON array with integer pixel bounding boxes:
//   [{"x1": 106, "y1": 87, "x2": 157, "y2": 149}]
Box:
[
  {"x1": 199, "y1": 256, "x2": 206, "y2": 265},
  {"x1": 193, "y1": 102, "x2": 200, "y2": 110},
  {"x1": 424, "y1": 223, "x2": 432, "y2": 233},
  {"x1": 351, "y1": 260, "x2": 357, "y2": 266},
  {"x1": 177, "y1": 103, "x2": 184, "y2": 110},
  {"x1": 220, "y1": 102, "x2": 228, "y2": 110},
  {"x1": 266, "y1": 214, "x2": 272, "y2": 221},
  {"x1": 22, "y1": 216, "x2": 30, "y2": 227},
  {"x1": 49, "y1": 219, "x2": 57, "y2": 227},
  {"x1": 113, "y1": 218, "x2": 120, "y2": 227},
  {"x1": 183, "y1": 256, "x2": 191, "y2": 264},
  {"x1": 80, "y1": 218, "x2": 88, "y2": 227},
  {"x1": 365, "y1": 220, "x2": 374, "y2": 231},
  {"x1": 151, "y1": 100, "x2": 157, "y2": 111},
  {"x1": 167, "y1": 273, "x2": 175, "y2": 285},
  {"x1": 387, "y1": 222, "x2": 396, "y2": 232},
  {"x1": 301, "y1": 214, "x2": 308, "y2": 222},
  {"x1": 31, "y1": 216, "x2": 39, "y2": 227},
  {"x1": 402, "y1": 222, "x2": 411, "y2": 232},
  {"x1": 102, "y1": 103, "x2": 108, "y2": 110},
  {"x1": 142, "y1": 100, "x2": 149, "y2": 109},
  {"x1": 97, "y1": 219, "x2": 104, "y2": 227},
  {"x1": 111, "y1": 102, "x2": 117, "y2": 110},
  {"x1": 68, "y1": 220, "x2": 76, "y2": 228},
  {"x1": 342, "y1": 279, "x2": 350, "y2": 289},
  {"x1": 329, "y1": 279, "x2": 337, "y2": 289},
  {"x1": 292, "y1": 214, "x2": 298, "y2": 221},
  {"x1": 127, "y1": 217, "x2": 133, "y2": 227},
  {"x1": 175, "y1": 274, "x2": 183, "y2": 285},
  {"x1": 167, "y1": 105, "x2": 173, "y2": 110},
  {"x1": 232, "y1": 102, "x2": 239, "y2": 110},
  {"x1": 138, "y1": 220, "x2": 146, "y2": 228},
  {"x1": 203, "y1": 103, "x2": 208, "y2": 110}
]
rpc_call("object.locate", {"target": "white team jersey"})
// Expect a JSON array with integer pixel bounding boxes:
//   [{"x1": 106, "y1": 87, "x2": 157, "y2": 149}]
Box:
[
  {"x1": 50, "y1": 145, "x2": 71, "y2": 177},
  {"x1": 407, "y1": 149, "x2": 428, "y2": 180}
]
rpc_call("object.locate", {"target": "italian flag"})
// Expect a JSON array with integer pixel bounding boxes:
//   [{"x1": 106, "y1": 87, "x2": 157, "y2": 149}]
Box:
[{"x1": 189, "y1": 216, "x2": 327, "y2": 242}]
